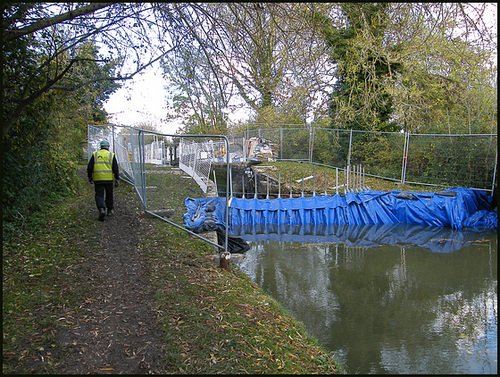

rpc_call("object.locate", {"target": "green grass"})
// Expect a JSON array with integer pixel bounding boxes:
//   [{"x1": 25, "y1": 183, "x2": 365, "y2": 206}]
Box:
[
  {"x1": 142, "y1": 218, "x2": 343, "y2": 373},
  {"x1": 2, "y1": 176, "x2": 97, "y2": 373},
  {"x1": 3, "y1": 165, "x2": 344, "y2": 374},
  {"x1": 257, "y1": 160, "x2": 444, "y2": 194}
]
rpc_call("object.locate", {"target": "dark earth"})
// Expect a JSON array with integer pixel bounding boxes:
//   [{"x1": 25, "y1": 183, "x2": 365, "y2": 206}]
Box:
[{"x1": 49, "y1": 177, "x2": 167, "y2": 373}]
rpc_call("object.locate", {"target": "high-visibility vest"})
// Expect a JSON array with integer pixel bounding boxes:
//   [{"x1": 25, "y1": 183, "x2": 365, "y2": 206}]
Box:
[{"x1": 92, "y1": 149, "x2": 114, "y2": 182}]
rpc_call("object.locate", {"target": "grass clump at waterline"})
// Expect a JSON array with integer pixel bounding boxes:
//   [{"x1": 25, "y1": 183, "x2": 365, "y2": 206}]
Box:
[{"x1": 3, "y1": 165, "x2": 344, "y2": 374}]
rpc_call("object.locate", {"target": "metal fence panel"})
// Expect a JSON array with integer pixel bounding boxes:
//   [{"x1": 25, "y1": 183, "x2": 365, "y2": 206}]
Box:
[
  {"x1": 228, "y1": 126, "x2": 497, "y2": 193},
  {"x1": 405, "y1": 133, "x2": 497, "y2": 190},
  {"x1": 280, "y1": 128, "x2": 311, "y2": 161}
]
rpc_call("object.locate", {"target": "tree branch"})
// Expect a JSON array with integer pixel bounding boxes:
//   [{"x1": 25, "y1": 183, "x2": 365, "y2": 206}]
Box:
[{"x1": 3, "y1": 3, "x2": 114, "y2": 42}]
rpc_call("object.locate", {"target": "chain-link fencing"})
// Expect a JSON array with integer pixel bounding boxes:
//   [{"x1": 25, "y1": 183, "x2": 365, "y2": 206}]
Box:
[
  {"x1": 232, "y1": 126, "x2": 497, "y2": 193},
  {"x1": 88, "y1": 124, "x2": 231, "y2": 252}
]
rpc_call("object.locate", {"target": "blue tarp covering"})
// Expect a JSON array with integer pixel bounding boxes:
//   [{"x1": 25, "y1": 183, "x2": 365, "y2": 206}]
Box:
[
  {"x1": 183, "y1": 197, "x2": 226, "y2": 233},
  {"x1": 182, "y1": 188, "x2": 496, "y2": 232}
]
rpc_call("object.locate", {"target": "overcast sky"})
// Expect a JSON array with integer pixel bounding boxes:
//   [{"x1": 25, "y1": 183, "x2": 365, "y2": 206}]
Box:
[{"x1": 103, "y1": 61, "x2": 251, "y2": 135}]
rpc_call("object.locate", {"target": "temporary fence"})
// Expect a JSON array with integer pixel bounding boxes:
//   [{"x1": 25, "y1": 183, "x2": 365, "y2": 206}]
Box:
[
  {"x1": 229, "y1": 126, "x2": 497, "y2": 194},
  {"x1": 178, "y1": 138, "x2": 229, "y2": 193},
  {"x1": 88, "y1": 124, "x2": 497, "y2": 254},
  {"x1": 87, "y1": 124, "x2": 231, "y2": 252}
]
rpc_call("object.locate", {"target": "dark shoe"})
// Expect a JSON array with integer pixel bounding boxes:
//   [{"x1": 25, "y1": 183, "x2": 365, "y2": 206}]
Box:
[
  {"x1": 98, "y1": 208, "x2": 106, "y2": 221},
  {"x1": 107, "y1": 208, "x2": 114, "y2": 216}
]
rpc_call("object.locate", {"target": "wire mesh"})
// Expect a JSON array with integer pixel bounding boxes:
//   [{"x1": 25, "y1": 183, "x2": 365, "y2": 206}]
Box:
[
  {"x1": 405, "y1": 133, "x2": 497, "y2": 190},
  {"x1": 231, "y1": 126, "x2": 497, "y2": 193},
  {"x1": 179, "y1": 138, "x2": 215, "y2": 193},
  {"x1": 87, "y1": 125, "x2": 232, "y2": 253}
]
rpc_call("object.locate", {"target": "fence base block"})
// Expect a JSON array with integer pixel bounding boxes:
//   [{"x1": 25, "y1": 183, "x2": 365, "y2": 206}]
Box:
[{"x1": 219, "y1": 251, "x2": 231, "y2": 271}]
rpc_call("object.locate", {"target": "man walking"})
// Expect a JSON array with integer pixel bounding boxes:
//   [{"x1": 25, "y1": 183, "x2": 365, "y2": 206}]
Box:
[{"x1": 87, "y1": 140, "x2": 120, "y2": 221}]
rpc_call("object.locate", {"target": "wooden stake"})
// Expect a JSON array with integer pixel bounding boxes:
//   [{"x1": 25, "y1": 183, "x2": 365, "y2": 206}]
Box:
[{"x1": 220, "y1": 251, "x2": 231, "y2": 271}]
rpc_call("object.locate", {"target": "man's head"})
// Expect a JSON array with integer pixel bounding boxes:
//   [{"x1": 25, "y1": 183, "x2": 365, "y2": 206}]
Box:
[{"x1": 100, "y1": 140, "x2": 110, "y2": 149}]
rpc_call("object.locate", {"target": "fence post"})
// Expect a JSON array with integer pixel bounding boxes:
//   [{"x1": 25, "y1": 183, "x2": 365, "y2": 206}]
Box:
[
  {"x1": 280, "y1": 128, "x2": 283, "y2": 160},
  {"x1": 347, "y1": 129, "x2": 353, "y2": 169},
  {"x1": 309, "y1": 126, "x2": 315, "y2": 163},
  {"x1": 243, "y1": 135, "x2": 247, "y2": 163},
  {"x1": 112, "y1": 124, "x2": 115, "y2": 153},
  {"x1": 401, "y1": 132, "x2": 410, "y2": 185},
  {"x1": 492, "y1": 150, "x2": 497, "y2": 195},
  {"x1": 140, "y1": 129, "x2": 147, "y2": 209}
]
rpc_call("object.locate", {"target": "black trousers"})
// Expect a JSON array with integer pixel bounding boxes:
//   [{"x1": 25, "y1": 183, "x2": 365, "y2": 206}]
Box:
[{"x1": 94, "y1": 182, "x2": 114, "y2": 210}]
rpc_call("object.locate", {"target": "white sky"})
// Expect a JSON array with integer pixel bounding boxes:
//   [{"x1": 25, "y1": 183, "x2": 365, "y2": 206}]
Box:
[
  {"x1": 104, "y1": 62, "x2": 180, "y2": 134},
  {"x1": 104, "y1": 61, "x2": 252, "y2": 135}
]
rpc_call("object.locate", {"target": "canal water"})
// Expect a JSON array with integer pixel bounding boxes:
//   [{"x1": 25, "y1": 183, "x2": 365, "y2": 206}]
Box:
[{"x1": 237, "y1": 224, "x2": 497, "y2": 374}]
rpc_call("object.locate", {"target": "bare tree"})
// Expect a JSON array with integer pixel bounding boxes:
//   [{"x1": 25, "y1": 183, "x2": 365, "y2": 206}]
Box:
[{"x1": 2, "y1": 3, "x2": 178, "y2": 136}]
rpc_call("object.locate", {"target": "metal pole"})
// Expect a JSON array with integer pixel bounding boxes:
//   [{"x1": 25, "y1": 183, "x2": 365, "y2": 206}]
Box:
[
  {"x1": 290, "y1": 171, "x2": 293, "y2": 198},
  {"x1": 301, "y1": 176, "x2": 304, "y2": 197},
  {"x1": 353, "y1": 164, "x2": 356, "y2": 192},
  {"x1": 336, "y1": 167, "x2": 339, "y2": 195},
  {"x1": 140, "y1": 130, "x2": 147, "y2": 209},
  {"x1": 401, "y1": 131, "x2": 409, "y2": 184},
  {"x1": 355, "y1": 165, "x2": 359, "y2": 191},
  {"x1": 357, "y1": 165, "x2": 361, "y2": 192},
  {"x1": 346, "y1": 165, "x2": 350, "y2": 192},
  {"x1": 324, "y1": 170, "x2": 327, "y2": 196},
  {"x1": 313, "y1": 166, "x2": 316, "y2": 196},
  {"x1": 491, "y1": 150, "x2": 497, "y2": 195},
  {"x1": 266, "y1": 173, "x2": 270, "y2": 199},
  {"x1": 356, "y1": 164, "x2": 360, "y2": 192},
  {"x1": 343, "y1": 166, "x2": 346, "y2": 193},
  {"x1": 213, "y1": 170, "x2": 218, "y2": 197},
  {"x1": 112, "y1": 124, "x2": 115, "y2": 153},
  {"x1": 254, "y1": 169, "x2": 258, "y2": 199},
  {"x1": 229, "y1": 164, "x2": 233, "y2": 198},
  {"x1": 363, "y1": 166, "x2": 367, "y2": 190},
  {"x1": 242, "y1": 176, "x2": 245, "y2": 198},
  {"x1": 243, "y1": 135, "x2": 247, "y2": 164},
  {"x1": 223, "y1": 136, "x2": 230, "y2": 253},
  {"x1": 145, "y1": 210, "x2": 224, "y2": 250},
  {"x1": 280, "y1": 128, "x2": 283, "y2": 160},
  {"x1": 278, "y1": 172, "x2": 281, "y2": 198},
  {"x1": 347, "y1": 129, "x2": 353, "y2": 169}
]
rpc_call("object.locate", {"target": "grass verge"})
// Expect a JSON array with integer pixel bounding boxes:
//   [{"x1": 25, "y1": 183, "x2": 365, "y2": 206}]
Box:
[
  {"x1": 3, "y1": 165, "x2": 344, "y2": 374},
  {"x1": 3, "y1": 174, "x2": 99, "y2": 373}
]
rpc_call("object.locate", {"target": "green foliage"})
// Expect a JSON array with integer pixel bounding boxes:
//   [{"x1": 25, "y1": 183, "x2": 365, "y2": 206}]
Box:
[
  {"x1": 2, "y1": 119, "x2": 79, "y2": 240},
  {"x1": 2, "y1": 176, "x2": 96, "y2": 373},
  {"x1": 162, "y1": 32, "x2": 230, "y2": 135},
  {"x1": 313, "y1": 3, "x2": 496, "y2": 135},
  {"x1": 316, "y1": 3, "x2": 402, "y2": 132},
  {"x1": 251, "y1": 106, "x2": 305, "y2": 127},
  {"x1": 2, "y1": 32, "x2": 119, "y2": 240}
]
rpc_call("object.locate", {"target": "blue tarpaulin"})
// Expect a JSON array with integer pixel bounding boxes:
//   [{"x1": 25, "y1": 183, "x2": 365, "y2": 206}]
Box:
[
  {"x1": 229, "y1": 223, "x2": 495, "y2": 253},
  {"x1": 182, "y1": 188, "x2": 496, "y2": 232}
]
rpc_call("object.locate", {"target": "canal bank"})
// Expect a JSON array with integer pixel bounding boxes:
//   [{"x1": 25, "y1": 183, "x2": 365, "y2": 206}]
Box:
[{"x1": 2, "y1": 168, "x2": 344, "y2": 374}]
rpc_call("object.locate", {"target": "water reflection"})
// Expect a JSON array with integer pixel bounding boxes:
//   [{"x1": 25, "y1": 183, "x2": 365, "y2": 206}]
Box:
[
  {"x1": 232, "y1": 223, "x2": 496, "y2": 253},
  {"x1": 238, "y1": 224, "x2": 497, "y2": 374}
]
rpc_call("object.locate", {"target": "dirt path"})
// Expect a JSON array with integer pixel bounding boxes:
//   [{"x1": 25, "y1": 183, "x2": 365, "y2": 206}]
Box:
[{"x1": 52, "y1": 194, "x2": 167, "y2": 374}]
